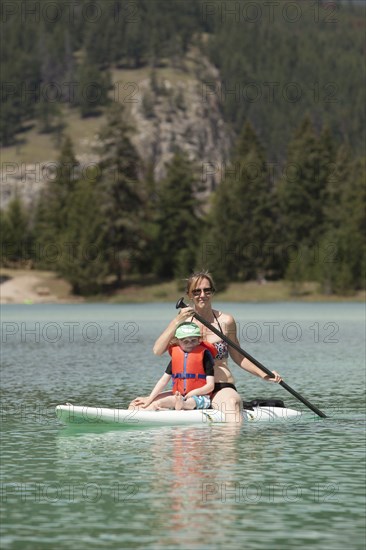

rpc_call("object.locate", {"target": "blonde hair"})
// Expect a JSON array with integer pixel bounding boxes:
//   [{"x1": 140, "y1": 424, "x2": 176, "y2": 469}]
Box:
[{"x1": 185, "y1": 270, "x2": 216, "y2": 296}]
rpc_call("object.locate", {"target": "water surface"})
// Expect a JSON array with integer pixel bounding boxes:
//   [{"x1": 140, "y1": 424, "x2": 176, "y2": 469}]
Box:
[{"x1": 1, "y1": 303, "x2": 365, "y2": 549}]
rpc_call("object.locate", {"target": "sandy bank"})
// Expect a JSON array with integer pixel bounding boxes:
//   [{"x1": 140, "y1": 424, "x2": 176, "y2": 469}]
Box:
[{"x1": 0, "y1": 269, "x2": 79, "y2": 304}]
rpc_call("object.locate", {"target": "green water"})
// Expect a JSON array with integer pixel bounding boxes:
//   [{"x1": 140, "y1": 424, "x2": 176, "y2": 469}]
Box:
[{"x1": 1, "y1": 303, "x2": 365, "y2": 550}]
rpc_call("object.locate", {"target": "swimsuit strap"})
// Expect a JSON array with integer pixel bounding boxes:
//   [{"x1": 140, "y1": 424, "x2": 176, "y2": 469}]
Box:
[
  {"x1": 190, "y1": 310, "x2": 224, "y2": 337},
  {"x1": 213, "y1": 311, "x2": 223, "y2": 333}
]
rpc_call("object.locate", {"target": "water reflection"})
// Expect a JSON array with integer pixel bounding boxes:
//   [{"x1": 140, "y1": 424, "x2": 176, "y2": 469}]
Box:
[
  {"x1": 3, "y1": 302, "x2": 364, "y2": 550},
  {"x1": 147, "y1": 424, "x2": 243, "y2": 547},
  {"x1": 56, "y1": 424, "x2": 243, "y2": 547}
]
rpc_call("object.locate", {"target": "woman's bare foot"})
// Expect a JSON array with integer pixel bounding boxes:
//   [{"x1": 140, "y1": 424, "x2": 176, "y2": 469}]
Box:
[{"x1": 174, "y1": 392, "x2": 184, "y2": 411}]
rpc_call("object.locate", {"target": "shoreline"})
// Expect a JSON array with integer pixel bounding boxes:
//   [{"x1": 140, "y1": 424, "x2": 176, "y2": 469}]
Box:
[{"x1": 0, "y1": 268, "x2": 364, "y2": 305}]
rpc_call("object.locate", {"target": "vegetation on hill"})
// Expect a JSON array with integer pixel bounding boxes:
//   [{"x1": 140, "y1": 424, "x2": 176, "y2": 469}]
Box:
[
  {"x1": 1, "y1": 0, "x2": 365, "y2": 297},
  {"x1": 2, "y1": 0, "x2": 364, "y2": 159},
  {"x1": 206, "y1": 0, "x2": 365, "y2": 160}
]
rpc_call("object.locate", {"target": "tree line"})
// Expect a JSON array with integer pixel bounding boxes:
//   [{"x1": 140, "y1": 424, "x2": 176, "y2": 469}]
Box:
[
  {"x1": 1, "y1": 0, "x2": 365, "y2": 162},
  {"x1": 1, "y1": 104, "x2": 364, "y2": 296},
  {"x1": 205, "y1": 0, "x2": 365, "y2": 161},
  {"x1": 1, "y1": 0, "x2": 203, "y2": 145}
]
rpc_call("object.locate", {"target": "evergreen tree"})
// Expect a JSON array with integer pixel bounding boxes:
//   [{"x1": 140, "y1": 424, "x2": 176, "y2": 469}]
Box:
[
  {"x1": 346, "y1": 156, "x2": 366, "y2": 290},
  {"x1": 317, "y1": 144, "x2": 349, "y2": 293},
  {"x1": 1, "y1": 196, "x2": 31, "y2": 264},
  {"x1": 154, "y1": 151, "x2": 201, "y2": 280},
  {"x1": 82, "y1": 9, "x2": 115, "y2": 67},
  {"x1": 97, "y1": 103, "x2": 145, "y2": 285},
  {"x1": 277, "y1": 117, "x2": 334, "y2": 279},
  {"x1": 0, "y1": 209, "x2": 11, "y2": 265},
  {"x1": 320, "y1": 150, "x2": 366, "y2": 294},
  {"x1": 208, "y1": 1, "x2": 365, "y2": 159},
  {"x1": 203, "y1": 122, "x2": 278, "y2": 284},
  {"x1": 0, "y1": 94, "x2": 23, "y2": 147},
  {"x1": 134, "y1": 163, "x2": 160, "y2": 275},
  {"x1": 200, "y1": 183, "x2": 231, "y2": 290},
  {"x1": 33, "y1": 136, "x2": 79, "y2": 268},
  {"x1": 36, "y1": 98, "x2": 62, "y2": 134},
  {"x1": 57, "y1": 174, "x2": 109, "y2": 295},
  {"x1": 76, "y1": 61, "x2": 110, "y2": 118},
  {"x1": 2, "y1": 0, "x2": 364, "y2": 157}
]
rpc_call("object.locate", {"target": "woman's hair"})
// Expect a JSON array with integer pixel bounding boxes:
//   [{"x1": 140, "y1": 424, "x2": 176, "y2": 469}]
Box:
[{"x1": 185, "y1": 270, "x2": 216, "y2": 295}]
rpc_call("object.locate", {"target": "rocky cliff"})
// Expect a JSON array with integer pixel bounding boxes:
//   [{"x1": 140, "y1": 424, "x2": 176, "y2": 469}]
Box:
[
  {"x1": 1, "y1": 51, "x2": 232, "y2": 209},
  {"x1": 127, "y1": 53, "x2": 232, "y2": 194}
]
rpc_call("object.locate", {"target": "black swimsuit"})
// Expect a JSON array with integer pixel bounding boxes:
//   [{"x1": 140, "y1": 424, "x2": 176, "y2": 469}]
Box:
[
  {"x1": 213, "y1": 382, "x2": 237, "y2": 394},
  {"x1": 210, "y1": 312, "x2": 237, "y2": 396}
]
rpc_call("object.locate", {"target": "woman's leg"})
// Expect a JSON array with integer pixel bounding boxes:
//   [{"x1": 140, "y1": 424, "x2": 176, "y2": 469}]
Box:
[{"x1": 211, "y1": 387, "x2": 242, "y2": 423}]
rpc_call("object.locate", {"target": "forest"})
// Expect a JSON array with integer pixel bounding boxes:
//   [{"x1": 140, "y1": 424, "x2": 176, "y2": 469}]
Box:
[{"x1": 1, "y1": 0, "x2": 365, "y2": 296}]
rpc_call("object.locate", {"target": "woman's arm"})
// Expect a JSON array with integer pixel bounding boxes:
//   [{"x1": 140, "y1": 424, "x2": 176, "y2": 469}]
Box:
[
  {"x1": 227, "y1": 316, "x2": 282, "y2": 382},
  {"x1": 153, "y1": 306, "x2": 196, "y2": 355}
]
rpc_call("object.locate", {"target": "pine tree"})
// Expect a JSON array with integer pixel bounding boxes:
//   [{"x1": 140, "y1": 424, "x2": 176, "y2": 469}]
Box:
[
  {"x1": 278, "y1": 117, "x2": 324, "y2": 245},
  {"x1": 33, "y1": 136, "x2": 79, "y2": 268},
  {"x1": 317, "y1": 144, "x2": 349, "y2": 293},
  {"x1": 76, "y1": 61, "x2": 110, "y2": 118},
  {"x1": 1, "y1": 196, "x2": 31, "y2": 264},
  {"x1": 330, "y1": 153, "x2": 366, "y2": 293},
  {"x1": 0, "y1": 209, "x2": 11, "y2": 265},
  {"x1": 154, "y1": 151, "x2": 201, "y2": 280},
  {"x1": 36, "y1": 97, "x2": 62, "y2": 134},
  {"x1": 134, "y1": 163, "x2": 159, "y2": 275},
  {"x1": 97, "y1": 103, "x2": 145, "y2": 285},
  {"x1": 200, "y1": 184, "x2": 231, "y2": 290},
  {"x1": 203, "y1": 122, "x2": 278, "y2": 284},
  {"x1": 277, "y1": 117, "x2": 334, "y2": 281},
  {"x1": 57, "y1": 174, "x2": 109, "y2": 295}
]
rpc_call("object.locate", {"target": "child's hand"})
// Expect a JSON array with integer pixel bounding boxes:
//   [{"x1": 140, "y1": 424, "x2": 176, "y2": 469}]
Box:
[{"x1": 131, "y1": 396, "x2": 151, "y2": 408}]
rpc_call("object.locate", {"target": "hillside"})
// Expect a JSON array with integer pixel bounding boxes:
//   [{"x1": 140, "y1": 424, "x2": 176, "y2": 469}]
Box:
[
  {"x1": 2, "y1": 0, "x2": 365, "y2": 182},
  {"x1": 1, "y1": 49, "x2": 231, "y2": 208},
  {"x1": 1, "y1": 0, "x2": 364, "y2": 297}
]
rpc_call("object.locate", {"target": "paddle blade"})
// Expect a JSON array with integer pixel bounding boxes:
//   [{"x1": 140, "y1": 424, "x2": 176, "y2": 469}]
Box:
[{"x1": 176, "y1": 297, "x2": 187, "y2": 309}]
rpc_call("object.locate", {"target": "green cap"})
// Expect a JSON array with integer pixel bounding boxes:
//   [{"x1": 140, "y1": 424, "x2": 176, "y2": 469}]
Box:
[{"x1": 175, "y1": 322, "x2": 201, "y2": 339}]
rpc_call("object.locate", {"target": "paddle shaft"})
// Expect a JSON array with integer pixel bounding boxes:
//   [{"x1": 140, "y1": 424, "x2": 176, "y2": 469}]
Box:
[{"x1": 176, "y1": 298, "x2": 327, "y2": 418}]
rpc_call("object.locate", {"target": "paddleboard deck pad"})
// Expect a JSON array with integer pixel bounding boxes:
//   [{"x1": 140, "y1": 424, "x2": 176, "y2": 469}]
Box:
[{"x1": 56, "y1": 401, "x2": 302, "y2": 427}]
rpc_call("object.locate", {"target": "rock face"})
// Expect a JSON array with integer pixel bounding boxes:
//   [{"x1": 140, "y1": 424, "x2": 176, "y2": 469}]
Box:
[
  {"x1": 1, "y1": 54, "x2": 232, "y2": 208},
  {"x1": 127, "y1": 56, "x2": 232, "y2": 195}
]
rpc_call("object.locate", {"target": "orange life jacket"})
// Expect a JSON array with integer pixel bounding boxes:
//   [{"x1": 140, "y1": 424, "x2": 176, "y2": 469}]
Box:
[{"x1": 169, "y1": 342, "x2": 216, "y2": 396}]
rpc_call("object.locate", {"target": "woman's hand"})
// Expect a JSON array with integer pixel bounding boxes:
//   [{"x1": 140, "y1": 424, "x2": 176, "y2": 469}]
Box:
[
  {"x1": 266, "y1": 370, "x2": 282, "y2": 383},
  {"x1": 153, "y1": 307, "x2": 196, "y2": 355},
  {"x1": 176, "y1": 306, "x2": 195, "y2": 323}
]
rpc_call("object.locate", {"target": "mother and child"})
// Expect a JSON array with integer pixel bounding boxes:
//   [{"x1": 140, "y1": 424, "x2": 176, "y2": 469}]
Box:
[{"x1": 129, "y1": 271, "x2": 282, "y2": 422}]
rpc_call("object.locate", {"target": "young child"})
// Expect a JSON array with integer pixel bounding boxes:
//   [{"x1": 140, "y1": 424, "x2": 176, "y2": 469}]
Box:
[{"x1": 132, "y1": 322, "x2": 216, "y2": 411}]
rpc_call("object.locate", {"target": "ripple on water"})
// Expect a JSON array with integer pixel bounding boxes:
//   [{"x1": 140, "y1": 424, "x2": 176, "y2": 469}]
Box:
[{"x1": 1, "y1": 303, "x2": 365, "y2": 550}]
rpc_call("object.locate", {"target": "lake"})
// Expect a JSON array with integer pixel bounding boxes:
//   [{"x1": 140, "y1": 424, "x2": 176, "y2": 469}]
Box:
[{"x1": 1, "y1": 302, "x2": 365, "y2": 550}]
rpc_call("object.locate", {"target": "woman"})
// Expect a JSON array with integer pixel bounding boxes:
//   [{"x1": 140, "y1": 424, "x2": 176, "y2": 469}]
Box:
[{"x1": 131, "y1": 271, "x2": 282, "y2": 422}]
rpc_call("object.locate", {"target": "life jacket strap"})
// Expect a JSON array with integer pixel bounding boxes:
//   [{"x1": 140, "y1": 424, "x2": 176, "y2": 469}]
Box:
[{"x1": 172, "y1": 373, "x2": 206, "y2": 380}]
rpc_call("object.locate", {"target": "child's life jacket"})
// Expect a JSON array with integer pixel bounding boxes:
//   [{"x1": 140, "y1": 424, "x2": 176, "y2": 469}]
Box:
[{"x1": 168, "y1": 342, "x2": 217, "y2": 396}]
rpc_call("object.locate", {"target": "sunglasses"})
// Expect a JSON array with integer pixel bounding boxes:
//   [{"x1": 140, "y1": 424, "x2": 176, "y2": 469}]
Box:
[{"x1": 191, "y1": 287, "x2": 214, "y2": 297}]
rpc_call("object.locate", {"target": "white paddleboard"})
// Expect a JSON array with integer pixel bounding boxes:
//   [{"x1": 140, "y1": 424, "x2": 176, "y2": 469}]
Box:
[{"x1": 55, "y1": 403, "x2": 302, "y2": 427}]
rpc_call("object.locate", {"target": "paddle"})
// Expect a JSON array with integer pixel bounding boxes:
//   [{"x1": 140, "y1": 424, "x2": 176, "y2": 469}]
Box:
[{"x1": 176, "y1": 297, "x2": 327, "y2": 418}]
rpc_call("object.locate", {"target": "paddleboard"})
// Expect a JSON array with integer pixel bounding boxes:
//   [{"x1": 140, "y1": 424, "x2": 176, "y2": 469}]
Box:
[{"x1": 56, "y1": 402, "x2": 302, "y2": 427}]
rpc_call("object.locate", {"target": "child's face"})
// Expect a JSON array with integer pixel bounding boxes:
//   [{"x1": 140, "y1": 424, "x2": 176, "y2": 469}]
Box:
[{"x1": 178, "y1": 337, "x2": 200, "y2": 352}]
